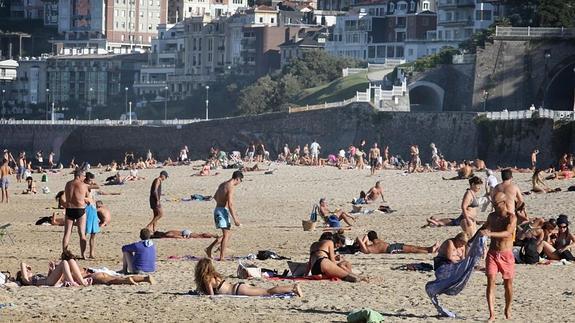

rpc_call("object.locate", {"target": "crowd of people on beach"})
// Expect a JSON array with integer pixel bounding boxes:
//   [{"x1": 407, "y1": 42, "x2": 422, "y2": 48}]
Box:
[{"x1": 2, "y1": 140, "x2": 575, "y2": 321}]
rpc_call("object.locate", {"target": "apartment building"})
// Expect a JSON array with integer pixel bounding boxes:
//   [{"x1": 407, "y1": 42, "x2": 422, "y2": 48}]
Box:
[
  {"x1": 167, "y1": 0, "x2": 248, "y2": 23},
  {"x1": 10, "y1": 0, "x2": 44, "y2": 19},
  {"x1": 279, "y1": 27, "x2": 328, "y2": 67},
  {"x1": 325, "y1": 0, "x2": 440, "y2": 63},
  {"x1": 436, "y1": 0, "x2": 496, "y2": 43},
  {"x1": 134, "y1": 22, "x2": 186, "y2": 99},
  {"x1": 46, "y1": 53, "x2": 147, "y2": 106},
  {"x1": 9, "y1": 57, "x2": 48, "y2": 108},
  {"x1": 43, "y1": 0, "x2": 59, "y2": 26},
  {"x1": 53, "y1": 0, "x2": 168, "y2": 54}
]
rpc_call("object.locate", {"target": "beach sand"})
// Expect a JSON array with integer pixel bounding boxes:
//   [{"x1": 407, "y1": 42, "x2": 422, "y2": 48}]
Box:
[{"x1": 1, "y1": 163, "x2": 574, "y2": 322}]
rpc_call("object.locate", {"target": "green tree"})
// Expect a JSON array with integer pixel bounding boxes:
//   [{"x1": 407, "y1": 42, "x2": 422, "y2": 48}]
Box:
[
  {"x1": 539, "y1": 0, "x2": 575, "y2": 27},
  {"x1": 503, "y1": 0, "x2": 540, "y2": 26},
  {"x1": 237, "y1": 75, "x2": 279, "y2": 115}
]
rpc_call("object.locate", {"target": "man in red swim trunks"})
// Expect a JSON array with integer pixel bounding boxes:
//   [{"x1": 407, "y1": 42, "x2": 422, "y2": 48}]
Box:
[{"x1": 479, "y1": 192, "x2": 517, "y2": 322}]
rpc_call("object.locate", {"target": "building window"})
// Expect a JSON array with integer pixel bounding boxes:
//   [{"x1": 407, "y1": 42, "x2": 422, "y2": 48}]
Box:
[
  {"x1": 271, "y1": 17, "x2": 274, "y2": 24},
  {"x1": 259, "y1": 17, "x2": 263, "y2": 23},
  {"x1": 475, "y1": 10, "x2": 492, "y2": 21},
  {"x1": 423, "y1": 1, "x2": 430, "y2": 11},
  {"x1": 410, "y1": 1, "x2": 415, "y2": 11},
  {"x1": 408, "y1": 48, "x2": 414, "y2": 56}
]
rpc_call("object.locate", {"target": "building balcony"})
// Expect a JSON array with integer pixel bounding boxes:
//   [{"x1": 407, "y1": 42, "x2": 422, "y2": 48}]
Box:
[
  {"x1": 167, "y1": 74, "x2": 214, "y2": 83},
  {"x1": 438, "y1": 0, "x2": 475, "y2": 9},
  {"x1": 438, "y1": 19, "x2": 474, "y2": 27},
  {"x1": 133, "y1": 81, "x2": 168, "y2": 88}
]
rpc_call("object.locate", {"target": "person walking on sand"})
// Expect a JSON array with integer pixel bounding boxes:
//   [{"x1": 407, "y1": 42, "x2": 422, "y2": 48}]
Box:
[
  {"x1": 1, "y1": 158, "x2": 12, "y2": 203},
  {"x1": 369, "y1": 143, "x2": 381, "y2": 176},
  {"x1": 146, "y1": 171, "x2": 168, "y2": 233},
  {"x1": 209, "y1": 171, "x2": 243, "y2": 260},
  {"x1": 479, "y1": 192, "x2": 517, "y2": 321},
  {"x1": 531, "y1": 149, "x2": 539, "y2": 170},
  {"x1": 62, "y1": 169, "x2": 90, "y2": 256},
  {"x1": 310, "y1": 140, "x2": 321, "y2": 166}
]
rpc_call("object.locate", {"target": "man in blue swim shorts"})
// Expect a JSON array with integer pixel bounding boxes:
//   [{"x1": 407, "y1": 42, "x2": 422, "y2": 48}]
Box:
[{"x1": 209, "y1": 171, "x2": 243, "y2": 259}]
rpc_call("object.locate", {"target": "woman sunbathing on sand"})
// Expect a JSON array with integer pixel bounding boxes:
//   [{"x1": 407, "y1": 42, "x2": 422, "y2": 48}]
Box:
[
  {"x1": 307, "y1": 232, "x2": 363, "y2": 282},
  {"x1": 194, "y1": 258, "x2": 302, "y2": 297},
  {"x1": 532, "y1": 169, "x2": 560, "y2": 193},
  {"x1": 16, "y1": 259, "x2": 90, "y2": 287},
  {"x1": 151, "y1": 229, "x2": 218, "y2": 240},
  {"x1": 80, "y1": 268, "x2": 155, "y2": 285}
]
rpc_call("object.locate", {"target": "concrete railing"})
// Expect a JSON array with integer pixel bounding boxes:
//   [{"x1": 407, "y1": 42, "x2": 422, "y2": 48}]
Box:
[
  {"x1": 342, "y1": 68, "x2": 368, "y2": 77},
  {"x1": 288, "y1": 95, "x2": 369, "y2": 114},
  {"x1": 495, "y1": 26, "x2": 575, "y2": 38},
  {"x1": 481, "y1": 108, "x2": 575, "y2": 120},
  {"x1": 0, "y1": 118, "x2": 203, "y2": 126}
]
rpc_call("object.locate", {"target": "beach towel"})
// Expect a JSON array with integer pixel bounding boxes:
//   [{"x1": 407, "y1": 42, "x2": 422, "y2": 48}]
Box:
[
  {"x1": 266, "y1": 275, "x2": 340, "y2": 282},
  {"x1": 187, "y1": 290, "x2": 296, "y2": 299},
  {"x1": 392, "y1": 262, "x2": 434, "y2": 272},
  {"x1": 425, "y1": 235, "x2": 486, "y2": 318},
  {"x1": 167, "y1": 254, "x2": 255, "y2": 261},
  {"x1": 347, "y1": 308, "x2": 385, "y2": 323}
]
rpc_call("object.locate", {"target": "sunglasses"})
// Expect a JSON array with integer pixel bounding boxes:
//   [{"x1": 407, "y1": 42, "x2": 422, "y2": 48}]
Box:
[{"x1": 559, "y1": 225, "x2": 568, "y2": 229}]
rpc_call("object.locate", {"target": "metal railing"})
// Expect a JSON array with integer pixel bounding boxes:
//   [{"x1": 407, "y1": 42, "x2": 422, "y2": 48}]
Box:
[
  {"x1": 481, "y1": 108, "x2": 575, "y2": 121},
  {"x1": 0, "y1": 118, "x2": 204, "y2": 126},
  {"x1": 288, "y1": 95, "x2": 369, "y2": 113},
  {"x1": 495, "y1": 27, "x2": 575, "y2": 38}
]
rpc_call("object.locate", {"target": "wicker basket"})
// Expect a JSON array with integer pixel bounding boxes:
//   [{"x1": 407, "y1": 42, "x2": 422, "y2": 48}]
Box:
[{"x1": 302, "y1": 220, "x2": 316, "y2": 231}]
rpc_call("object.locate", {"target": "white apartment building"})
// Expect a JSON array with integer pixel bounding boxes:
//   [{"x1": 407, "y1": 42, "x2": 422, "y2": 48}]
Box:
[
  {"x1": 134, "y1": 22, "x2": 186, "y2": 100},
  {"x1": 324, "y1": 9, "x2": 370, "y2": 61},
  {"x1": 168, "y1": 0, "x2": 248, "y2": 23},
  {"x1": 436, "y1": 0, "x2": 496, "y2": 43}
]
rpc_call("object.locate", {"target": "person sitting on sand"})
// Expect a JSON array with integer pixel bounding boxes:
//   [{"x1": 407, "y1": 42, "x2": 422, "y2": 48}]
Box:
[
  {"x1": 22, "y1": 176, "x2": 37, "y2": 194},
  {"x1": 433, "y1": 233, "x2": 469, "y2": 270},
  {"x1": 365, "y1": 181, "x2": 385, "y2": 204},
  {"x1": 104, "y1": 172, "x2": 125, "y2": 185},
  {"x1": 307, "y1": 232, "x2": 363, "y2": 282},
  {"x1": 355, "y1": 231, "x2": 439, "y2": 254},
  {"x1": 121, "y1": 228, "x2": 156, "y2": 274},
  {"x1": 318, "y1": 198, "x2": 356, "y2": 226},
  {"x1": 55, "y1": 190, "x2": 66, "y2": 209},
  {"x1": 425, "y1": 177, "x2": 484, "y2": 234},
  {"x1": 16, "y1": 258, "x2": 90, "y2": 287},
  {"x1": 96, "y1": 201, "x2": 111, "y2": 227},
  {"x1": 532, "y1": 169, "x2": 560, "y2": 193},
  {"x1": 194, "y1": 258, "x2": 302, "y2": 297},
  {"x1": 443, "y1": 161, "x2": 473, "y2": 180}
]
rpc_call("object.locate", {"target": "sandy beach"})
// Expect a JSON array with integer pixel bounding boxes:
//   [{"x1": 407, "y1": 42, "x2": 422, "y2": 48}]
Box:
[{"x1": 1, "y1": 163, "x2": 575, "y2": 322}]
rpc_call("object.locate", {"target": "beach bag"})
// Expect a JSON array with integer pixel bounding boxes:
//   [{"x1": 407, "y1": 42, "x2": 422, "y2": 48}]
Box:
[
  {"x1": 287, "y1": 261, "x2": 309, "y2": 277},
  {"x1": 302, "y1": 220, "x2": 316, "y2": 231},
  {"x1": 41, "y1": 174, "x2": 47, "y2": 182},
  {"x1": 0, "y1": 272, "x2": 7, "y2": 285},
  {"x1": 237, "y1": 261, "x2": 261, "y2": 279},
  {"x1": 327, "y1": 215, "x2": 341, "y2": 228},
  {"x1": 256, "y1": 250, "x2": 290, "y2": 260},
  {"x1": 347, "y1": 308, "x2": 385, "y2": 323},
  {"x1": 519, "y1": 238, "x2": 539, "y2": 264},
  {"x1": 310, "y1": 205, "x2": 319, "y2": 222}
]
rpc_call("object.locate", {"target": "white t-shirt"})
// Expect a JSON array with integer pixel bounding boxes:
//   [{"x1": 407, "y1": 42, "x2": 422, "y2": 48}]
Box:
[
  {"x1": 338, "y1": 150, "x2": 346, "y2": 158},
  {"x1": 310, "y1": 142, "x2": 320, "y2": 154},
  {"x1": 487, "y1": 175, "x2": 498, "y2": 188}
]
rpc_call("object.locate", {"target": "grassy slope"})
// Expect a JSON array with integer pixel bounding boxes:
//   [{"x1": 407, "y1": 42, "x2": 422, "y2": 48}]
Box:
[{"x1": 295, "y1": 72, "x2": 369, "y2": 106}]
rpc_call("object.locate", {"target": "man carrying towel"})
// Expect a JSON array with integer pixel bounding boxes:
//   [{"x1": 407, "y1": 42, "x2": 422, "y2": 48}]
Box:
[{"x1": 210, "y1": 171, "x2": 243, "y2": 260}]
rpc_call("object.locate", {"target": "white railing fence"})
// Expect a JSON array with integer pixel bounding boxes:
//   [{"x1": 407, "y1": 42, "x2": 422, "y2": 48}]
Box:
[
  {"x1": 481, "y1": 108, "x2": 575, "y2": 121},
  {"x1": 0, "y1": 118, "x2": 204, "y2": 126},
  {"x1": 495, "y1": 26, "x2": 575, "y2": 38}
]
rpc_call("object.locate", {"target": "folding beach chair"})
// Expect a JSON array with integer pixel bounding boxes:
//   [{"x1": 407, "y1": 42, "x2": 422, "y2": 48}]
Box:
[{"x1": 0, "y1": 224, "x2": 15, "y2": 245}]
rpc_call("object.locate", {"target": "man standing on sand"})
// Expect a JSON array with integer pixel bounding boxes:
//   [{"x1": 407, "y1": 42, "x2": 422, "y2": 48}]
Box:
[
  {"x1": 147, "y1": 171, "x2": 168, "y2": 233},
  {"x1": 62, "y1": 169, "x2": 90, "y2": 255},
  {"x1": 368, "y1": 143, "x2": 381, "y2": 176},
  {"x1": 209, "y1": 171, "x2": 243, "y2": 260},
  {"x1": 310, "y1": 140, "x2": 321, "y2": 166},
  {"x1": 1, "y1": 158, "x2": 12, "y2": 203},
  {"x1": 492, "y1": 169, "x2": 527, "y2": 224},
  {"x1": 531, "y1": 149, "x2": 539, "y2": 170},
  {"x1": 479, "y1": 192, "x2": 517, "y2": 321}
]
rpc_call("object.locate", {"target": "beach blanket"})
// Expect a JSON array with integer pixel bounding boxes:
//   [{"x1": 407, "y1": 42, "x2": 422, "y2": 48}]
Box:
[
  {"x1": 425, "y1": 235, "x2": 486, "y2": 318},
  {"x1": 167, "y1": 254, "x2": 255, "y2": 261},
  {"x1": 187, "y1": 290, "x2": 296, "y2": 299},
  {"x1": 266, "y1": 275, "x2": 340, "y2": 282}
]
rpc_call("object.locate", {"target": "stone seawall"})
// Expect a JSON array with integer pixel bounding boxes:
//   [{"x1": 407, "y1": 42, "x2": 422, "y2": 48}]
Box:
[{"x1": 0, "y1": 105, "x2": 569, "y2": 168}]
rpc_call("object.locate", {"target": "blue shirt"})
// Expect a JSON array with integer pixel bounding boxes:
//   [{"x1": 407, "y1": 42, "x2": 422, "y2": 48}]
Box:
[{"x1": 121, "y1": 240, "x2": 156, "y2": 272}]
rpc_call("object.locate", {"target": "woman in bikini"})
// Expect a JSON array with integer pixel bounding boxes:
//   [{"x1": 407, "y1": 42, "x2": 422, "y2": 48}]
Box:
[
  {"x1": 426, "y1": 177, "x2": 483, "y2": 235},
  {"x1": 194, "y1": 258, "x2": 302, "y2": 297},
  {"x1": 16, "y1": 259, "x2": 91, "y2": 287},
  {"x1": 307, "y1": 232, "x2": 362, "y2": 282}
]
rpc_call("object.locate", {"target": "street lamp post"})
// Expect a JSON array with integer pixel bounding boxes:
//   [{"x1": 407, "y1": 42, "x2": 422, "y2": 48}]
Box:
[
  {"x1": 124, "y1": 87, "x2": 129, "y2": 115},
  {"x1": 164, "y1": 86, "x2": 169, "y2": 121},
  {"x1": 45, "y1": 88, "x2": 50, "y2": 120},
  {"x1": 205, "y1": 85, "x2": 209, "y2": 120},
  {"x1": 1, "y1": 89, "x2": 5, "y2": 119},
  {"x1": 128, "y1": 101, "x2": 132, "y2": 124},
  {"x1": 543, "y1": 50, "x2": 551, "y2": 109},
  {"x1": 51, "y1": 101, "x2": 55, "y2": 124},
  {"x1": 88, "y1": 87, "x2": 93, "y2": 120},
  {"x1": 482, "y1": 90, "x2": 489, "y2": 112}
]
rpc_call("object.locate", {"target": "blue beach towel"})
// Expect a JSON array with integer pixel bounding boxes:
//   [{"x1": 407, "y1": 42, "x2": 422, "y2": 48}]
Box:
[{"x1": 425, "y1": 236, "x2": 486, "y2": 317}]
